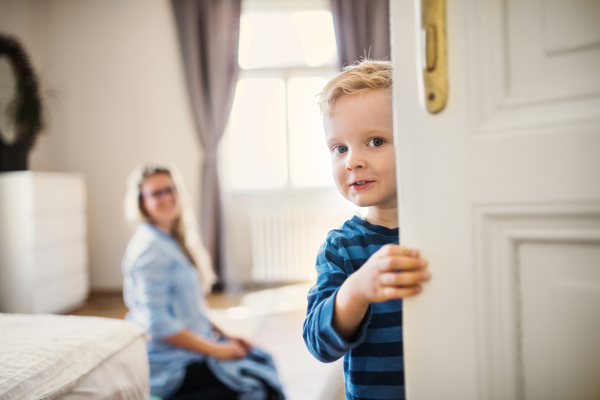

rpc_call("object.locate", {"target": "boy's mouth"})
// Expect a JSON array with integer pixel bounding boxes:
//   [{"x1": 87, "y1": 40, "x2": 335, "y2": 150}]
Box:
[{"x1": 350, "y1": 180, "x2": 374, "y2": 189}]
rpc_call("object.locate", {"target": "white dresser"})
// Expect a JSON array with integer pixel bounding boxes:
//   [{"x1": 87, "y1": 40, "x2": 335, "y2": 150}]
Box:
[{"x1": 0, "y1": 171, "x2": 89, "y2": 314}]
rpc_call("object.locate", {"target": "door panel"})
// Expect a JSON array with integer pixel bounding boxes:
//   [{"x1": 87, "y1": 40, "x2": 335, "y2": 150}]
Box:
[
  {"x1": 390, "y1": 0, "x2": 600, "y2": 399},
  {"x1": 541, "y1": 0, "x2": 600, "y2": 53},
  {"x1": 474, "y1": 205, "x2": 600, "y2": 399},
  {"x1": 470, "y1": 0, "x2": 600, "y2": 132},
  {"x1": 521, "y1": 240, "x2": 600, "y2": 400},
  {"x1": 506, "y1": 0, "x2": 600, "y2": 102}
]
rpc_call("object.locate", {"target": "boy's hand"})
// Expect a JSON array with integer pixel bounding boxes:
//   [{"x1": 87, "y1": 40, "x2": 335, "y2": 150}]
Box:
[
  {"x1": 333, "y1": 245, "x2": 429, "y2": 341},
  {"x1": 349, "y1": 244, "x2": 430, "y2": 304}
]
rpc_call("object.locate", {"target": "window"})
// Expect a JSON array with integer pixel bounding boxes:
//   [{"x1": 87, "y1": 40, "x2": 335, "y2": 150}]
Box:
[{"x1": 222, "y1": 2, "x2": 339, "y2": 191}]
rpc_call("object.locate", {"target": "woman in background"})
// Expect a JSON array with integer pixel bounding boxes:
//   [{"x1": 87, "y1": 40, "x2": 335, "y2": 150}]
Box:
[{"x1": 122, "y1": 164, "x2": 283, "y2": 400}]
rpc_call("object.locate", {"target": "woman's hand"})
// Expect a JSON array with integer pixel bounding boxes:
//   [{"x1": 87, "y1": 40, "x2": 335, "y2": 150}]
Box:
[
  {"x1": 164, "y1": 329, "x2": 250, "y2": 360},
  {"x1": 211, "y1": 323, "x2": 253, "y2": 353},
  {"x1": 231, "y1": 337, "x2": 253, "y2": 352},
  {"x1": 209, "y1": 340, "x2": 249, "y2": 360}
]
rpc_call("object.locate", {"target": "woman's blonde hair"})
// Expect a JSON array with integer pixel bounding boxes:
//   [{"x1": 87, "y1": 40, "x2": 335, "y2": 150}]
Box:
[
  {"x1": 124, "y1": 163, "x2": 216, "y2": 292},
  {"x1": 318, "y1": 59, "x2": 393, "y2": 118}
]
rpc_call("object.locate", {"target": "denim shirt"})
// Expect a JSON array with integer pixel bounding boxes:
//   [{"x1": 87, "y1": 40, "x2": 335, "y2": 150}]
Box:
[{"x1": 122, "y1": 223, "x2": 213, "y2": 399}]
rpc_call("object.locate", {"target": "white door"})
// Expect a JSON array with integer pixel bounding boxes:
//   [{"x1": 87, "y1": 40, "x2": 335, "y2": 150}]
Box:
[{"x1": 390, "y1": 1, "x2": 600, "y2": 399}]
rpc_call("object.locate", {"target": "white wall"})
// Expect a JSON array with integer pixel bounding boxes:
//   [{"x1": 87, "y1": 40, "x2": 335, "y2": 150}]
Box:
[{"x1": 0, "y1": 0, "x2": 202, "y2": 289}]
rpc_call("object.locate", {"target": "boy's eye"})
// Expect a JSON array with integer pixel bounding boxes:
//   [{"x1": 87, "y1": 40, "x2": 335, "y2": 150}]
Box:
[
  {"x1": 368, "y1": 138, "x2": 385, "y2": 147},
  {"x1": 333, "y1": 145, "x2": 348, "y2": 154}
]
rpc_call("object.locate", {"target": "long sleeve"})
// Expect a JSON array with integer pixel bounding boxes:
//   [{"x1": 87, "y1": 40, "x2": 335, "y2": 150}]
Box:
[
  {"x1": 303, "y1": 239, "x2": 371, "y2": 362},
  {"x1": 126, "y1": 249, "x2": 186, "y2": 340},
  {"x1": 122, "y1": 223, "x2": 218, "y2": 400},
  {"x1": 304, "y1": 217, "x2": 404, "y2": 399}
]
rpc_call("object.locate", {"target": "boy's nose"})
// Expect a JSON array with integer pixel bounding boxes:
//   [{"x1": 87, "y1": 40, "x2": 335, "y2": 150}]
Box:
[{"x1": 345, "y1": 151, "x2": 366, "y2": 171}]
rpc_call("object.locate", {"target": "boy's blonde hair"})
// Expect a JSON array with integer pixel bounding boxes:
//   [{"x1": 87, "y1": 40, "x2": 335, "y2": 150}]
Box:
[{"x1": 318, "y1": 59, "x2": 392, "y2": 118}]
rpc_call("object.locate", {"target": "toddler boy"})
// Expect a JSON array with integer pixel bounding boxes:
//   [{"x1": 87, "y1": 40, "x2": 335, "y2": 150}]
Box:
[{"x1": 303, "y1": 60, "x2": 430, "y2": 400}]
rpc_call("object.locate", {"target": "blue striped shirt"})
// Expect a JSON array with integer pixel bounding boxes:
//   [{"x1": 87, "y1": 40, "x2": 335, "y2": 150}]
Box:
[{"x1": 303, "y1": 216, "x2": 404, "y2": 400}]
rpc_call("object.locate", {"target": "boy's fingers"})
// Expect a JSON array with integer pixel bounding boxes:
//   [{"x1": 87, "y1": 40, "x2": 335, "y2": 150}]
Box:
[
  {"x1": 378, "y1": 244, "x2": 420, "y2": 258},
  {"x1": 379, "y1": 255, "x2": 428, "y2": 272},
  {"x1": 380, "y1": 270, "x2": 430, "y2": 286},
  {"x1": 381, "y1": 285, "x2": 422, "y2": 299}
]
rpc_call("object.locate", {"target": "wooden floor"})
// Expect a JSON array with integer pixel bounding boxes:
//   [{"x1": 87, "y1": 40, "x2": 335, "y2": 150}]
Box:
[
  {"x1": 69, "y1": 290, "x2": 246, "y2": 319},
  {"x1": 69, "y1": 291, "x2": 129, "y2": 319},
  {"x1": 69, "y1": 285, "x2": 341, "y2": 400}
]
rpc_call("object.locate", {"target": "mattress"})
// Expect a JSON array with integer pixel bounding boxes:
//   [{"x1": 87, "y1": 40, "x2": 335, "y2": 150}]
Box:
[{"x1": 0, "y1": 313, "x2": 149, "y2": 400}]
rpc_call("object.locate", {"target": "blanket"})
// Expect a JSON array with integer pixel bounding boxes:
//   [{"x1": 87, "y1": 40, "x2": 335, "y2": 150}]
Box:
[{"x1": 0, "y1": 313, "x2": 146, "y2": 400}]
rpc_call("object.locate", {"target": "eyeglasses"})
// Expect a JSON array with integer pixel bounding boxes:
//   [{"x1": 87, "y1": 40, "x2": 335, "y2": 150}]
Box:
[{"x1": 142, "y1": 186, "x2": 177, "y2": 200}]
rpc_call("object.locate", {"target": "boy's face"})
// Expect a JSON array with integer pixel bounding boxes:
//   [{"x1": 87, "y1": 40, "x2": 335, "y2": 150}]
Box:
[{"x1": 324, "y1": 90, "x2": 397, "y2": 210}]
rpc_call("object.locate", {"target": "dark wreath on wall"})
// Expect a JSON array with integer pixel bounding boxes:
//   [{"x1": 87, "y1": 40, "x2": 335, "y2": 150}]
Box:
[{"x1": 0, "y1": 33, "x2": 44, "y2": 172}]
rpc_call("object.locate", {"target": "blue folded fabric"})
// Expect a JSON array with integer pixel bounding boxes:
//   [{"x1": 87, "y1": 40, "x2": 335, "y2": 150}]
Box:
[{"x1": 207, "y1": 347, "x2": 285, "y2": 400}]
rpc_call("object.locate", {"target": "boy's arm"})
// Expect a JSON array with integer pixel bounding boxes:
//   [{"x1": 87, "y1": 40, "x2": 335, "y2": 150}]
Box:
[
  {"x1": 332, "y1": 276, "x2": 371, "y2": 342},
  {"x1": 304, "y1": 240, "x2": 365, "y2": 363},
  {"x1": 304, "y1": 242, "x2": 430, "y2": 361},
  {"x1": 332, "y1": 245, "x2": 430, "y2": 341}
]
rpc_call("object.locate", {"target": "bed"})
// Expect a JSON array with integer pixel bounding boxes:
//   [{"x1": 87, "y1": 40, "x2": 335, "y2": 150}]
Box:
[{"x1": 0, "y1": 313, "x2": 149, "y2": 400}]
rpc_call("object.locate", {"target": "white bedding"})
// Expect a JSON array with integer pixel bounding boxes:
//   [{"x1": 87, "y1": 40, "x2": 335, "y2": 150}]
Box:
[
  {"x1": 60, "y1": 335, "x2": 148, "y2": 400},
  {"x1": 0, "y1": 314, "x2": 148, "y2": 400}
]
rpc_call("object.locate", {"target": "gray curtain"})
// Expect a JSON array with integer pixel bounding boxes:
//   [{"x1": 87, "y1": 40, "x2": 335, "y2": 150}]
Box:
[
  {"x1": 330, "y1": 0, "x2": 391, "y2": 68},
  {"x1": 172, "y1": 0, "x2": 241, "y2": 289}
]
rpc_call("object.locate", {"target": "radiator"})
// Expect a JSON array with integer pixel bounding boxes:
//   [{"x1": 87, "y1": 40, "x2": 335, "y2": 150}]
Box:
[{"x1": 250, "y1": 210, "x2": 350, "y2": 282}]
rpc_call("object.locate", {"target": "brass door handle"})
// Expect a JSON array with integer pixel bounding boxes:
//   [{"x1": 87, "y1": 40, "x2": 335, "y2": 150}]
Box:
[{"x1": 420, "y1": 0, "x2": 448, "y2": 114}]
